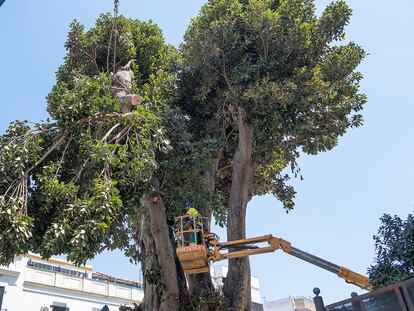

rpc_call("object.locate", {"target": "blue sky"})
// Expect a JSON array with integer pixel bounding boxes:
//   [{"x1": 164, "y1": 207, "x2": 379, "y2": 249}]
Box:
[{"x1": 1, "y1": 0, "x2": 413, "y2": 304}]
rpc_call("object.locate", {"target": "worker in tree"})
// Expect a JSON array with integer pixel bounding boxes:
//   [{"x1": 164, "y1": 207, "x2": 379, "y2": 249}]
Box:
[{"x1": 184, "y1": 205, "x2": 202, "y2": 245}]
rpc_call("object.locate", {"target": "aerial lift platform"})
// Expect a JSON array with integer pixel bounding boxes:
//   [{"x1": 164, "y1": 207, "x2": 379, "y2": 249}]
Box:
[{"x1": 175, "y1": 214, "x2": 371, "y2": 290}]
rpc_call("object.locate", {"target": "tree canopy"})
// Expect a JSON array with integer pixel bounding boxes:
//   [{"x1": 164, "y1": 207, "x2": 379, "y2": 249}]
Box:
[
  {"x1": 179, "y1": 0, "x2": 366, "y2": 210},
  {"x1": 179, "y1": 0, "x2": 366, "y2": 307},
  {"x1": 368, "y1": 213, "x2": 414, "y2": 289},
  {"x1": 0, "y1": 14, "x2": 179, "y2": 265},
  {"x1": 0, "y1": 1, "x2": 366, "y2": 310}
]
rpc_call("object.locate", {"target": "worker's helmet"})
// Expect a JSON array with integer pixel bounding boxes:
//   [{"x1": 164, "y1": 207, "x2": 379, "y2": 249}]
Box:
[{"x1": 187, "y1": 207, "x2": 199, "y2": 216}]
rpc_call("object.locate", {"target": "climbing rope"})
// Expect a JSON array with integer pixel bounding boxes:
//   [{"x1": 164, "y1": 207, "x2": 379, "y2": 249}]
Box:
[{"x1": 107, "y1": 0, "x2": 120, "y2": 72}]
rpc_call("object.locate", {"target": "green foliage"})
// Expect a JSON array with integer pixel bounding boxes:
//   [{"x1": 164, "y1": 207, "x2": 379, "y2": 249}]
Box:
[
  {"x1": 189, "y1": 289, "x2": 224, "y2": 311},
  {"x1": 38, "y1": 178, "x2": 122, "y2": 265},
  {"x1": 0, "y1": 121, "x2": 46, "y2": 264},
  {"x1": 152, "y1": 107, "x2": 224, "y2": 224},
  {"x1": 57, "y1": 14, "x2": 177, "y2": 85},
  {"x1": 0, "y1": 121, "x2": 44, "y2": 192},
  {"x1": 0, "y1": 14, "x2": 180, "y2": 266},
  {"x1": 144, "y1": 253, "x2": 166, "y2": 297},
  {"x1": 368, "y1": 213, "x2": 414, "y2": 289},
  {"x1": 47, "y1": 72, "x2": 118, "y2": 127},
  {"x1": 179, "y1": 0, "x2": 366, "y2": 211},
  {"x1": 0, "y1": 196, "x2": 33, "y2": 264}
]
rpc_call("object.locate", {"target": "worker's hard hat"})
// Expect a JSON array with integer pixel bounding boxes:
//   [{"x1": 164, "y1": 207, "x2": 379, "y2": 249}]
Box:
[{"x1": 187, "y1": 207, "x2": 199, "y2": 216}]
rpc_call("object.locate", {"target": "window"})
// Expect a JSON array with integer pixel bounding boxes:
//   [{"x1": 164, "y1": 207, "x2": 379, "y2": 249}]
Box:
[
  {"x1": 251, "y1": 302, "x2": 264, "y2": 311},
  {"x1": 0, "y1": 286, "x2": 4, "y2": 310},
  {"x1": 28, "y1": 260, "x2": 87, "y2": 278},
  {"x1": 51, "y1": 302, "x2": 69, "y2": 311}
]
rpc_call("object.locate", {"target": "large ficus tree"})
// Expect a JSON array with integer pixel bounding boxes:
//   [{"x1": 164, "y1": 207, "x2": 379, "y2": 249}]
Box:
[
  {"x1": 1, "y1": 0, "x2": 366, "y2": 310},
  {"x1": 368, "y1": 213, "x2": 414, "y2": 289},
  {"x1": 179, "y1": 0, "x2": 366, "y2": 309}
]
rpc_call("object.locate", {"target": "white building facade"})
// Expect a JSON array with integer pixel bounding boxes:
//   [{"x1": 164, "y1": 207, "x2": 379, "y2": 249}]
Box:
[{"x1": 0, "y1": 254, "x2": 143, "y2": 311}]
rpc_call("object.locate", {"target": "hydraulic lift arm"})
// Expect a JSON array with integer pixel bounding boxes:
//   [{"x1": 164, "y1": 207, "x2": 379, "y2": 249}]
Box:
[{"x1": 206, "y1": 234, "x2": 371, "y2": 290}]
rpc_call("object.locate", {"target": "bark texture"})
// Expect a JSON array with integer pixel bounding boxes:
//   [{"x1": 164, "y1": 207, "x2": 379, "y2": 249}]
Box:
[
  {"x1": 140, "y1": 231, "x2": 162, "y2": 311},
  {"x1": 223, "y1": 108, "x2": 254, "y2": 311},
  {"x1": 139, "y1": 179, "x2": 180, "y2": 311}
]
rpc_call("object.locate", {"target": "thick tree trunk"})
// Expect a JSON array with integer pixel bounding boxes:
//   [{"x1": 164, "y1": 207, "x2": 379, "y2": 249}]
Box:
[
  {"x1": 139, "y1": 179, "x2": 181, "y2": 311},
  {"x1": 140, "y1": 232, "x2": 161, "y2": 311},
  {"x1": 137, "y1": 156, "x2": 222, "y2": 311},
  {"x1": 223, "y1": 108, "x2": 254, "y2": 311},
  {"x1": 138, "y1": 212, "x2": 190, "y2": 311}
]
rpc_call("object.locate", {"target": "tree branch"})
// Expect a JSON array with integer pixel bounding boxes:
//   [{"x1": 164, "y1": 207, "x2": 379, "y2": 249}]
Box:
[
  {"x1": 23, "y1": 131, "x2": 69, "y2": 178},
  {"x1": 55, "y1": 136, "x2": 73, "y2": 178},
  {"x1": 4, "y1": 111, "x2": 136, "y2": 199},
  {"x1": 101, "y1": 122, "x2": 121, "y2": 142}
]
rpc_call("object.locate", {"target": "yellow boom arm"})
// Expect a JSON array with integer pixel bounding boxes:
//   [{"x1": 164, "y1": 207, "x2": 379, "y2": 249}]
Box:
[{"x1": 206, "y1": 234, "x2": 371, "y2": 290}]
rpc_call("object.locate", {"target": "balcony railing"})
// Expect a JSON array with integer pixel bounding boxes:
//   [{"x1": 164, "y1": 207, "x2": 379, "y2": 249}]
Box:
[{"x1": 24, "y1": 265, "x2": 144, "y2": 302}]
